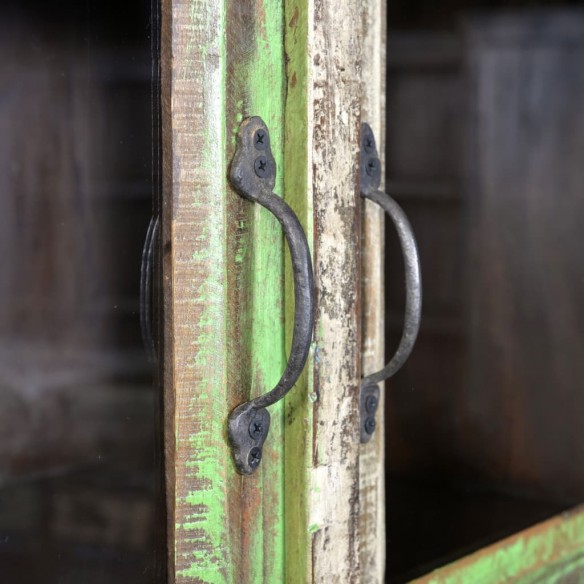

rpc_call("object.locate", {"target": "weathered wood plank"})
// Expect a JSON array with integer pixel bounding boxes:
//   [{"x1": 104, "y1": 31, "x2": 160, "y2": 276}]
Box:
[
  {"x1": 282, "y1": 3, "x2": 313, "y2": 581},
  {"x1": 164, "y1": 1, "x2": 374, "y2": 581},
  {"x1": 413, "y1": 506, "x2": 584, "y2": 584},
  {"x1": 162, "y1": 0, "x2": 287, "y2": 582},
  {"x1": 224, "y1": 1, "x2": 287, "y2": 583},
  {"x1": 360, "y1": 0, "x2": 386, "y2": 581},
  {"x1": 284, "y1": 0, "x2": 364, "y2": 581},
  {"x1": 161, "y1": 1, "x2": 234, "y2": 581}
]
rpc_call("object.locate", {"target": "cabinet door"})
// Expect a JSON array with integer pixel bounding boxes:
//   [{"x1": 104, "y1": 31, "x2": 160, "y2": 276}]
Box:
[{"x1": 159, "y1": 0, "x2": 385, "y2": 581}]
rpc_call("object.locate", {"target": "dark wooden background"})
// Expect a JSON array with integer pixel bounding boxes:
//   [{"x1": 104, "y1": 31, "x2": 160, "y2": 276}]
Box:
[
  {"x1": 384, "y1": 8, "x2": 584, "y2": 582},
  {"x1": 0, "y1": 2, "x2": 159, "y2": 582}
]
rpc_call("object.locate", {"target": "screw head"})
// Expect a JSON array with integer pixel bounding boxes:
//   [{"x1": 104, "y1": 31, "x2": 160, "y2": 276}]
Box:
[
  {"x1": 254, "y1": 129, "x2": 269, "y2": 150},
  {"x1": 249, "y1": 420, "x2": 265, "y2": 440},
  {"x1": 363, "y1": 133, "x2": 375, "y2": 153},
  {"x1": 364, "y1": 417, "x2": 376, "y2": 435},
  {"x1": 248, "y1": 447, "x2": 262, "y2": 469},
  {"x1": 365, "y1": 157, "x2": 379, "y2": 177},
  {"x1": 365, "y1": 395, "x2": 378, "y2": 415},
  {"x1": 254, "y1": 155, "x2": 269, "y2": 178}
]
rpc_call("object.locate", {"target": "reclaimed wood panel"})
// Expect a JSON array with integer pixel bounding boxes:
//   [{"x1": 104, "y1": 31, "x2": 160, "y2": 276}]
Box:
[
  {"x1": 161, "y1": 0, "x2": 287, "y2": 581},
  {"x1": 164, "y1": 0, "x2": 380, "y2": 580},
  {"x1": 283, "y1": 0, "x2": 365, "y2": 581},
  {"x1": 359, "y1": 0, "x2": 387, "y2": 582}
]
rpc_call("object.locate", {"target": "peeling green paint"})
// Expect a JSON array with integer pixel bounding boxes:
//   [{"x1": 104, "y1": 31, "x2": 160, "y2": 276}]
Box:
[
  {"x1": 170, "y1": 0, "x2": 314, "y2": 581},
  {"x1": 170, "y1": 0, "x2": 234, "y2": 582}
]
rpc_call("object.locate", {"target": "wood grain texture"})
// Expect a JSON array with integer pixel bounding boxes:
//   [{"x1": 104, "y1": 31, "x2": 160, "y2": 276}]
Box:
[
  {"x1": 164, "y1": 0, "x2": 374, "y2": 581},
  {"x1": 161, "y1": 1, "x2": 233, "y2": 580},
  {"x1": 162, "y1": 0, "x2": 287, "y2": 582},
  {"x1": 413, "y1": 505, "x2": 584, "y2": 584},
  {"x1": 284, "y1": 0, "x2": 364, "y2": 581},
  {"x1": 359, "y1": 0, "x2": 386, "y2": 582},
  {"x1": 464, "y1": 11, "x2": 584, "y2": 500},
  {"x1": 283, "y1": 1, "x2": 313, "y2": 581}
]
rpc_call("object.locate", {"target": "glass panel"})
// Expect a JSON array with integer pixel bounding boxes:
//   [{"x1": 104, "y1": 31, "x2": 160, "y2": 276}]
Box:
[
  {"x1": 384, "y1": 4, "x2": 584, "y2": 581},
  {"x1": 0, "y1": 2, "x2": 162, "y2": 582}
]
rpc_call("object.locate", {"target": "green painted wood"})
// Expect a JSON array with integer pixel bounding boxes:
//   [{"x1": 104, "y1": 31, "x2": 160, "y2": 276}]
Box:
[
  {"x1": 225, "y1": 1, "x2": 287, "y2": 582},
  {"x1": 163, "y1": 0, "x2": 288, "y2": 582},
  {"x1": 164, "y1": 1, "x2": 372, "y2": 582},
  {"x1": 283, "y1": 1, "x2": 313, "y2": 582},
  {"x1": 414, "y1": 506, "x2": 584, "y2": 584},
  {"x1": 161, "y1": 0, "x2": 233, "y2": 582}
]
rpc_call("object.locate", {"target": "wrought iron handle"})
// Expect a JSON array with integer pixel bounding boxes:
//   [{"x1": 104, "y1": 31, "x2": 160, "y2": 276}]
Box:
[
  {"x1": 227, "y1": 117, "x2": 315, "y2": 474},
  {"x1": 359, "y1": 123, "x2": 422, "y2": 443}
]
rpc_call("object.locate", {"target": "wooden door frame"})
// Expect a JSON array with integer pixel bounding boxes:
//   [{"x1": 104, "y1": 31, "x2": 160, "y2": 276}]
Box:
[{"x1": 159, "y1": 0, "x2": 386, "y2": 582}]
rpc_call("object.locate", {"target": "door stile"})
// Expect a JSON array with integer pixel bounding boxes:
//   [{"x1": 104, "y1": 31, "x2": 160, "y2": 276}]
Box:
[
  {"x1": 284, "y1": 1, "x2": 365, "y2": 581},
  {"x1": 360, "y1": 0, "x2": 387, "y2": 581},
  {"x1": 162, "y1": 0, "x2": 288, "y2": 582},
  {"x1": 161, "y1": 0, "x2": 234, "y2": 581}
]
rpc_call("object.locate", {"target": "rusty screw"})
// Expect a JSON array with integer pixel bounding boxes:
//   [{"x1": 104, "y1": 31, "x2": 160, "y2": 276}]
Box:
[{"x1": 248, "y1": 447, "x2": 262, "y2": 469}]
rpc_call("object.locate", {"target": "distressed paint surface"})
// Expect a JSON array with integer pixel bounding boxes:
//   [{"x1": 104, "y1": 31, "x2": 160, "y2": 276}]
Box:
[
  {"x1": 224, "y1": 1, "x2": 287, "y2": 582},
  {"x1": 161, "y1": 0, "x2": 233, "y2": 581},
  {"x1": 359, "y1": 0, "x2": 387, "y2": 581},
  {"x1": 284, "y1": 0, "x2": 365, "y2": 581},
  {"x1": 164, "y1": 0, "x2": 381, "y2": 582},
  {"x1": 310, "y1": 1, "x2": 363, "y2": 574},
  {"x1": 162, "y1": 0, "x2": 286, "y2": 582},
  {"x1": 413, "y1": 506, "x2": 584, "y2": 584}
]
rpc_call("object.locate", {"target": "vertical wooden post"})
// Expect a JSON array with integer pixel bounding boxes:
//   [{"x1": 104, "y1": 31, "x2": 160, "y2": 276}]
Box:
[
  {"x1": 161, "y1": 0, "x2": 287, "y2": 581},
  {"x1": 161, "y1": 1, "x2": 233, "y2": 581},
  {"x1": 360, "y1": 0, "x2": 387, "y2": 581},
  {"x1": 284, "y1": 0, "x2": 367, "y2": 581}
]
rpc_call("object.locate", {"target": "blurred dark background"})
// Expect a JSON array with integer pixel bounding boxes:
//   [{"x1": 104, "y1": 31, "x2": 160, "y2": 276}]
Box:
[
  {"x1": 0, "y1": 1, "x2": 159, "y2": 582},
  {"x1": 0, "y1": 0, "x2": 583, "y2": 583},
  {"x1": 384, "y1": 1, "x2": 584, "y2": 582}
]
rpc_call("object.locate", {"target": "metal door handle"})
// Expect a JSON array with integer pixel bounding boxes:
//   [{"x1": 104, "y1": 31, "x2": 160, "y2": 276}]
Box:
[
  {"x1": 359, "y1": 123, "x2": 422, "y2": 443},
  {"x1": 227, "y1": 117, "x2": 315, "y2": 474}
]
